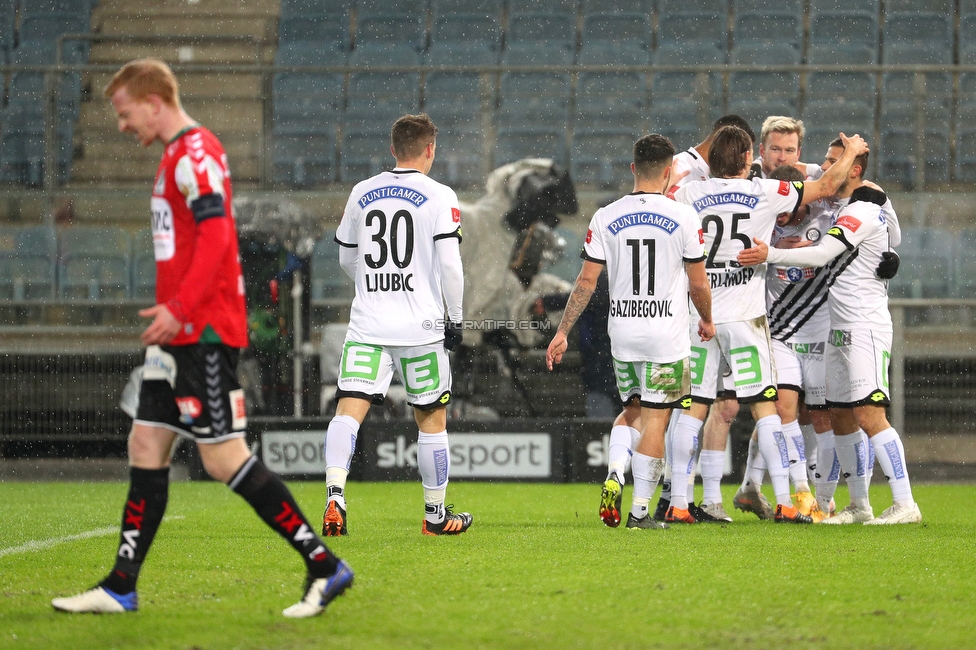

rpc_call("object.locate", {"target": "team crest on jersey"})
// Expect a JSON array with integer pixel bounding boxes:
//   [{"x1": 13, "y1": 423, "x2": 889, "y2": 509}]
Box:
[
  {"x1": 806, "y1": 227, "x2": 822, "y2": 242},
  {"x1": 786, "y1": 267, "x2": 805, "y2": 283},
  {"x1": 154, "y1": 172, "x2": 166, "y2": 195}
]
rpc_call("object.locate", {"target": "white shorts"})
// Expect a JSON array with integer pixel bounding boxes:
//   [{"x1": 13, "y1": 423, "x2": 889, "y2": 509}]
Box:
[
  {"x1": 690, "y1": 317, "x2": 736, "y2": 397},
  {"x1": 825, "y1": 328, "x2": 891, "y2": 406},
  {"x1": 772, "y1": 338, "x2": 827, "y2": 408},
  {"x1": 613, "y1": 357, "x2": 691, "y2": 408},
  {"x1": 690, "y1": 317, "x2": 777, "y2": 404},
  {"x1": 336, "y1": 340, "x2": 452, "y2": 409}
]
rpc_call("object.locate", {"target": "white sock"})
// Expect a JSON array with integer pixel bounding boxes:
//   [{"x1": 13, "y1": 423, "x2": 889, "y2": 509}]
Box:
[
  {"x1": 687, "y1": 456, "x2": 697, "y2": 506},
  {"x1": 418, "y1": 431, "x2": 450, "y2": 522},
  {"x1": 783, "y1": 420, "x2": 810, "y2": 493},
  {"x1": 699, "y1": 450, "x2": 725, "y2": 506},
  {"x1": 800, "y1": 423, "x2": 818, "y2": 485},
  {"x1": 743, "y1": 434, "x2": 767, "y2": 489},
  {"x1": 607, "y1": 425, "x2": 635, "y2": 484},
  {"x1": 870, "y1": 427, "x2": 915, "y2": 504},
  {"x1": 834, "y1": 432, "x2": 870, "y2": 502},
  {"x1": 756, "y1": 414, "x2": 791, "y2": 507},
  {"x1": 660, "y1": 411, "x2": 679, "y2": 500},
  {"x1": 861, "y1": 429, "x2": 875, "y2": 483},
  {"x1": 325, "y1": 415, "x2": 359, "y2": 506},
  {"x1": 669, "y1": 414, "x2": 701, "y2": 510},
  {"x1": 631, "y1": 453, "x2": 664, "y2": 517},
  {"x1": 815, "y1": 429, "x2": 839, "y2": 511}
]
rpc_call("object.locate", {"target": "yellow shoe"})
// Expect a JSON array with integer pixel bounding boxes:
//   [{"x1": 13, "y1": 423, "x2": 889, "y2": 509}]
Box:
[{"x1": 794, "y1": 491, "x2": 818, "y2": 517}]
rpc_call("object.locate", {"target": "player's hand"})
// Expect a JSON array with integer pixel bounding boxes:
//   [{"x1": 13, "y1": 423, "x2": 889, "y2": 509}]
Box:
[
  {"x1": 139, "y1": 304, "x2": 182, "y2": 346},
  {"x1": 774, "y1": 236, "x2": 812, "y2": 249},
  {"x1": 876, "y1": 250, "x2": 900, "y2": 280},
  {"x1": 443, "y1": 321, "x2": 464, "y2": 351},
  {"x1": 839, "y1": 132, "x2": 869, "y2": 156},
  {"x1": 546, "y1": 332, "x2": 568, "y2": 371},
  {"x1": 666, "y1": 169, "x2": 691, "y2": 198},
  {"x1": 698, "y1": 319, "x2": 716, "y2": 342},
  {"x1": 737, "y1": 237, "x2": 769, "y2": 266}
]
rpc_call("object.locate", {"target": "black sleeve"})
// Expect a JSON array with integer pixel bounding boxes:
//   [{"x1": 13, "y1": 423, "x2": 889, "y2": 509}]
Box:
[{"x1": 190, "y1": 193, "x2": 225, "y2": 223}]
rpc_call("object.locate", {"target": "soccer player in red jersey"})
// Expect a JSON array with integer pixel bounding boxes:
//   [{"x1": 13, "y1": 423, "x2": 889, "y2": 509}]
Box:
[{"x1": 52, "y1": 59, "x2": 351, "y2": 618}]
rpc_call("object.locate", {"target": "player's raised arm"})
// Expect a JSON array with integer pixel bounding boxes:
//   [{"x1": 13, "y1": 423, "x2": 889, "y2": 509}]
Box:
[
  {"x1": 796, "y1": 133, "x2": 869, "y2": 206},
  {"x1": 546, "y1": 259, "x2": 602, "y2": 370}
]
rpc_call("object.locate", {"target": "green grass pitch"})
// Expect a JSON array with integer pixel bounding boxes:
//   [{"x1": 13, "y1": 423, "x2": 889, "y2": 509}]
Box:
[{"x1": 1, "y1": 480, "x2": 973, "y2": 649}]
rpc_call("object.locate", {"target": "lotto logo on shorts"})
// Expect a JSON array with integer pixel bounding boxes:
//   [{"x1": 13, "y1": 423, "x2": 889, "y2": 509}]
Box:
[{"x1": 870, "y1": 391, "x2": 887, "y2": 403}]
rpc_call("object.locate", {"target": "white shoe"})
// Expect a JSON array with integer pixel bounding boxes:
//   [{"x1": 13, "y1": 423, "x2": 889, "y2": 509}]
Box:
[
  {"x1": 820, "y1": 504, "x2": 874, "y2": 524},
  {"x1": 863, "y1": 502, "x2": 922, "y2": 525},
  {"x1": 52, "y1": 586, "x2": 137, "y2": 613},
  {"x1": 282, "y1": 560, "x2": 354, "y2": 618},
  {"x1": 700, "y1": 502, "x2": 733, "y2": 522}
]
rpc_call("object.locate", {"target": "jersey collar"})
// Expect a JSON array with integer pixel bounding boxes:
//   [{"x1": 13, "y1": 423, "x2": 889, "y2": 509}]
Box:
[{"x1": 167, "y1": 124, "x2": 200, "y2": 145}]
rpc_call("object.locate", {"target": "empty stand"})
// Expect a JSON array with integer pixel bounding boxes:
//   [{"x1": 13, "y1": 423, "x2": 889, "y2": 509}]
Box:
[
  {"x1": 0, "y1": 225, "x2": 58, "y2": 299},
  {"x1": 310, "y1": 231, "x2": 354, "y2": 304},
  {"x1": 889, "y1": 227, "x2": 955, "y2": 299},
  {"x1": 58, "y1": 226, "x2": 132, "y2": 300}
]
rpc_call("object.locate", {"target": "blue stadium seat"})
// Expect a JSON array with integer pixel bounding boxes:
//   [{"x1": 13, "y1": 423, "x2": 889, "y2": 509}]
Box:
[
  {"x1": 431, "y1": 0, "x2": 503, "y2": 17},
  {"x1": 571, "y1": 127, "x2": 636, "y2": 188},
  {"x1": 508, "y1": 0, "x2": 579, "y2": 16},
  {"x1": 651, "y1": 44, "x2": 724, "y2": 117},
  {"x1": 505, "y1": 13, "x2": 577, "y2": 57},
  {"x1": 274, "y1": 129, "x2": 338, "y2": 187},
  {"x1": 499, "y1": 48, "x2": 572, "y2": 127},
  {"x1": 961, "y1": 13, "x2": 976, "y2": 63},
  {"x1": 808, "y1": 0, "x2": 879, "y2": 14},
  {"x1": 647, "y1": 99, "x2": 706, "y2": 150},
  {"x1": 580, "y1": 12, "x2": 651, "y2": 49},
  {"x1": 339, "y1": 127, "x2": 396, "y2": 182},
  {"x1": 430, "y1": 14, "x2": 500, "y2": 54},
  {"x1": 0, "y1": 0, "x2": 14, "y2": 64},
  {"x1": 278, "y1": 13, "x2": 350, "y2": 51},
  {"x1": 731, "y1": 12, "x2": 802, "y2": 58},
  {"x1": 575, "y1": 62, "x2": 648, "y2": 132},
  {"x1": 130, "y1": 229, "x2": 156, "y2": 301},
  {"x1": 281, "y1": 0, "x2": 351, "y2": 15},
  {"x1": 0, "y1": 225, "x2": 57, "y2": 299},
  {"x1": 656, "y1": 8, "x2": 728, "y2": 55},
  {"x1": 581, "y1": 0, "x2": 653, "y2": 14},
  {"x1": 800, "y1": 100, "x2": 876, "y2": 173},
  {"x1": 807, "y1": 11, "x2": 879, "y2": 60},
  {"x1": 879, "y1": 124, "x2": 951, "y2": 187},
  {"x1": 354, "y1": 0, "x2": 427, "y2": 51},
  {"x1": 58, "y1": 227, "x2": 132, "y2": 300},
  {"x1": 21, "y1": 0, "x2": 94, "y2": 12},
  {"x1": 888, "y1": 227, "x2": 954, "y2": 299},
  {"x1": 954, "y1": 103, "x2": 976, "y2": 183},
  {"x1": 881, "y1": 15, "x2": 953, "y2": 66},
  {"x1": 0, "y1": 101, "x2": 74, "y2": 186},
  {"x1": 311, "y1": 231, "x2": 354, "y2": 304},
  {"x1": 952, "y1": 229, "x2": 976, "y2": 297},
  {"x1": 493, "y1": 126, "x2": 567, "y2": 167}
]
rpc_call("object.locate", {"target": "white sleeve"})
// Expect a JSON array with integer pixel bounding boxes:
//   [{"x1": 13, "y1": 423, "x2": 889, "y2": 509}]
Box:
[
  {"x1": 338, "y1": 243, "x2": 358, "y2": 280},
  {"x1": 765, "y1": 234, "x2": 848, "y2": 267},
  {"x1": 436, "y1": 237, "x2": 463, "y2": 323},
  {"x1": 884, "y1": 200, "x2": 902, "y2": 248}
]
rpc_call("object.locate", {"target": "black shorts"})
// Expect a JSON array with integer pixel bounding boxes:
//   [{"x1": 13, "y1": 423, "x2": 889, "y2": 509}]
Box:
[{"x1": 135, "y1": 343, "x2": 247, "y2": 443}]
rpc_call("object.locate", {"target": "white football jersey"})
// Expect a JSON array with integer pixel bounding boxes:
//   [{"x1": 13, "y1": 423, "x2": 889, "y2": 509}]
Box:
[
  {"x1": 582, "y1": 192, "x2": 705, "y2": 363},
  {"x1": 336, "y1": 169, "x2": 462, "y2": 345},
  {"x1": 666, "y1": 147, "x2": 710, "y2": 198},
  {"x1": 822, "y1": 200, "x2": 894, "y2": 332},
  {"x1": 766, "y1": 203, "x2": 834, "y2": 343},
  {"x1": 673, "y1": 176, "x2": 802, "y2": 323}
]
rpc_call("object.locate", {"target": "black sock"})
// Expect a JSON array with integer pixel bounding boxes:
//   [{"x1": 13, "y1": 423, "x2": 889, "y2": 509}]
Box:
[
  {"x1": 230, "y1": 456, "x2": 339, "y2": 579},
  {"x1": 101, "y1": 467, "x2": 169, "y2": 594}
]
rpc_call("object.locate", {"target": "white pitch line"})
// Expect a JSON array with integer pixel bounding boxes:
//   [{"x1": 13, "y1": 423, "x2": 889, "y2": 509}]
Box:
[{"x1": 0, "y1": 516, "x2": 185, "y2": 559}]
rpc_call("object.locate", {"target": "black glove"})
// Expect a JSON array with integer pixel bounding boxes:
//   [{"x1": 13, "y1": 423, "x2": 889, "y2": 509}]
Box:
[
  {"x1": 443, "y1": 321, "x2": 463, "y2": 351},
  {"x1": 876, "y1": 250, "x2": 900, "y2": 280},
  {"x1": 747, "y1": 161, "x2": 763, "y2": 180}
]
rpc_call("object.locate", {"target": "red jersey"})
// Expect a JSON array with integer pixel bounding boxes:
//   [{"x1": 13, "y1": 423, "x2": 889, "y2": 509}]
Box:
[{"x1": 150, "y1": 125, "x2": 248, "y2": 347}]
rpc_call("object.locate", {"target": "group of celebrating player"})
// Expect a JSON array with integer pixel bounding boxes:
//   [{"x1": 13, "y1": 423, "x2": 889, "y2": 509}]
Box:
[
  {"x1": 548, "y1": 114, "x2": 921, "y2": 529},
  {"x1": 51, "y1": 56, "x2": 920, "y2": 622}
]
